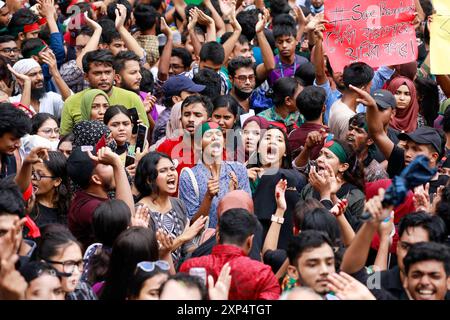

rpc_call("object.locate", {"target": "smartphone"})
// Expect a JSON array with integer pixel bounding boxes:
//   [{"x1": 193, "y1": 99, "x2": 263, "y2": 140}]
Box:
[
  {"x1": 128, "y1": 107, "x2": 139, "y2": 134},
  {"x1": 135, "y1": 124, "x2": 148, "y2": 153},
  {"x1": 125, "y1": 154, "x2": 135, "y2": 167}
]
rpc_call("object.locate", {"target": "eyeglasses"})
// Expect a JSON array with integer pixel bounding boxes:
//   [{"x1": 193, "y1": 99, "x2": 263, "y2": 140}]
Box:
[
  {"x1": 0, "y1": 48, "x2": 20, "y2": 54},
  {"x1": 234, "y1": 75, "x2": 255, "y2": 82},
  {"x1": 45, "y1": 259, "x2": 87, "y2": 274},
  {"x1": 39, "y1": 127, "x2": 60, "y2": 135},
  {"x1": 31, "y1": 170, "x2": 56, "y2": 181},
  {"x1": 136, "y1": 260, "x2": 170, "y2": 273}
]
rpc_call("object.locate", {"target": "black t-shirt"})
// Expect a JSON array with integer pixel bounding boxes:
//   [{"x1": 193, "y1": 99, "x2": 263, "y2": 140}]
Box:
[
  {"x1": 387, "y1": 145, "x2": 406, "y2": 178},
  {"x1": 33, "y1": 203, "x2": 60, "y2": 228},
  {"x1": 387, "y1": 127, "x2": 400, "y2": 145},
  {"x1": 351, "y1": 268, "x2": 398, "y2": 300}
]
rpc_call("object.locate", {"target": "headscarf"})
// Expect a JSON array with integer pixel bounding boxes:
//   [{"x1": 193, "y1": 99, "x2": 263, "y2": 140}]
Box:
[
  {"x1": 242, "y1": 116, "x2": 271, "y2": 130},
  {"x1": 72, "y1": 120, "x2": 117, "y2": 151},
  {"x1": 166, "y1": 101, "x2": 183, "y2": 139},
  {"x1": 12, "y1": 59, "x2": 40, "y2": 75},
  {"x1": 217, "y1": 190, "x2": 254, "y2": 218},
  {"x1": 387, "y1": 76, "x2": 420, "y2": 133},
  {"x1": 80, "y1": 89, "x2": 110, "y2": 121}
]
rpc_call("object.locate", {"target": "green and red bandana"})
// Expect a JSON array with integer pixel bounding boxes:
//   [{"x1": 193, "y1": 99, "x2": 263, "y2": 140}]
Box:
[
  {"x1": 196, "y1": 121, "x2": 221, "y2": 137},
  {"x1": 324, "y1": 140, "x2": 348, "y2": 164}
]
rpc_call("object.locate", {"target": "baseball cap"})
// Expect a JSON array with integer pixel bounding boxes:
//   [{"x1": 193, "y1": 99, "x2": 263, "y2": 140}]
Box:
[
  {"x1": 398, "y1": 126, "x2": 442, "y2": 154},
  {"x1": 66, "y1": 146, "x2": 95, "y2": 189},
  {"x1": 162, "y1": 75, "x2": 206, "y2": 98},
  {"x1": 372, "y1": 89, "x2": 397, "y2": 109}
]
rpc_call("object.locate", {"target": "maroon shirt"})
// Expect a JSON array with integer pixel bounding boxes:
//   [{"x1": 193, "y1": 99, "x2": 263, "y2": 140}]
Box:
[
  {"x1": 68, "y1": 191, "x2": 107, "y2": 250},
  {"x1": 179, "y1": 244, "x2": 280, "y2": 300},
  {"x1": 288, "y1": 123, "x2": 329, "y2": 159}
]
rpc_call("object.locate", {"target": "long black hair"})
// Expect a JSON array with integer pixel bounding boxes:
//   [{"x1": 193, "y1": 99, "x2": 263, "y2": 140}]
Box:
[
  {"x1": 415, "y1": 77, "x2": 439, "y2": 127},
  {"x1": 31, "y1": 151, "x2": 71, "y2": 225},
  {"x1": 100, "y1": 227, "x2": 159, "y2": 300},
  {"x1": 135, "y1": 152, "x2": 173, "y2": 201},
  {"x1": 31, "y1": 113, "x2": 59, "y2": 135},
  {"x1": 212, "y1": 94, "x2": 242, "y2": 129},
  {"x1": 267, "y1": 77, "x2": 301, "y2": 108}
]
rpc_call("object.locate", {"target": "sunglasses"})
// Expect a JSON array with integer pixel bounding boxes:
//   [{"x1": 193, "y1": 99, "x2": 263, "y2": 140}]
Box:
[{"x1": 136, "y1": 260, "x2": 170, "y2": 273}]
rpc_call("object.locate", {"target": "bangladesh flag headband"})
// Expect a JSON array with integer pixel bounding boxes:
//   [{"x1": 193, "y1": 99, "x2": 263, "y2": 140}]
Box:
[{"x1": 324, "y1": 140, "x2": 348, "y2": 164}]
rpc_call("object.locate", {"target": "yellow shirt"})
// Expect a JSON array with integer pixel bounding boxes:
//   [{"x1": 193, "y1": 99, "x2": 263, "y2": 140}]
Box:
[{"x1": 60, "y1": 86, "x2": 149, "y2": 135}]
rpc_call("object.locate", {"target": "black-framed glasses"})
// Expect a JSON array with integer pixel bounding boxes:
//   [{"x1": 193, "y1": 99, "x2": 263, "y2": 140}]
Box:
[
  {"x1": 0, "y1": 48, "x2": 20, "y2": 54},
  {"x1": 136, "y1": 260, "x2": 170, "y2": 273},
  {"x1": 31, "y1": 171, "x2": 56, "y2": 181},
  {"x1": 45, "y1": 259, "x2": 87, "y2": 274}
]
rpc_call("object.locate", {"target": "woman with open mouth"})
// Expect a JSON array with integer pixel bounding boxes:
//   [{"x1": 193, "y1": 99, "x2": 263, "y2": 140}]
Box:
[
  {"x1": 251, "y1": 126, "x2": 306, "y2": 250},
  {"x1": 297, "y1": 137, "x2": 365, "y2": 231},
  {"x1": 179, "y1": 122, "x2": 251, "y2": 229},
  {"x1": 134, "y1": 152, "x2": 206, "y2": 265}
]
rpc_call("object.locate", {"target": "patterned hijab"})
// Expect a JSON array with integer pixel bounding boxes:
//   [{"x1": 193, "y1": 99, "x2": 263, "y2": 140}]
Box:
[{"x1": 72, "y1": 120, "x2": 117, "y2": 151}]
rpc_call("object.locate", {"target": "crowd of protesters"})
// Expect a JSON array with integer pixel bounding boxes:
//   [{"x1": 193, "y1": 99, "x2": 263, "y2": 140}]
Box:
[{"x1": 0, "y1": 0, "x2": 449, "y2": 301}]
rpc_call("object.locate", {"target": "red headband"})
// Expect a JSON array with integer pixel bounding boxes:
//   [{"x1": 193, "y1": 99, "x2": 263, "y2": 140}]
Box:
[
  {"x1": 24, "y1": 22, "x2": 39, "y2": 33},
  {"x1": 38, "y1": 17, "x2": 47, "y2": 26},
  {"x1": 22, "y1": 182, "x2": 33, "y2": 202}
]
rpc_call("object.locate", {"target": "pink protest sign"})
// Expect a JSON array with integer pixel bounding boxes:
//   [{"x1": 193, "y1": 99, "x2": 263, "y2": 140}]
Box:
[{"x1": 323, "y1": 0, "x2": 418, "y2": 72}]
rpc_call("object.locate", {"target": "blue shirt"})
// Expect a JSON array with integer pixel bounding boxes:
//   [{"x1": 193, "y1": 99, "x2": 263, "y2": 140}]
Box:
[
  {"x1": 315, "y1": 66, "x2": 395, "y2": 124},
  {"x1": 179, "y1": 161, "x2": 251, "y2": 228}
]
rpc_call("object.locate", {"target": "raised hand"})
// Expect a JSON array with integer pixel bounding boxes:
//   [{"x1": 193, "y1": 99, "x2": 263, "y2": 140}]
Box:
[
  {"x1": 37, "y1": 0, "x2": 56, "y2": 20},
  {"x1": 247, "y1": 167, "x2": 263, "y2": 182},
  {"x1": 114, "y1": 3, "x2": 127, "y2": 29},
  {"x1": 131, "y1": 204, "x2": 150, "y2": 227},
  {"x1": 330, "y1": 198, "x2": 348, "y2": 217},
  {"x1": 208, "y1": 262, "x2": 232, "y2": 300},
  {"x1": 39, "y1": 50, "x2": 58, "y2": 74},
  {"x1": 275, "y1": 178, "x2": 287, "y2": 211},
  {"x1": 364, "y1": 188, "x2": 392, "y2": 224},
  {"x1": 156, "y1": 229, "x2": 174, "y2": 258},
  {"x1": 350, "y1": 84, "x2": 378, "y2": 108},
  {"x1": 219, "y1": 0, "x2": 235, "y2": 19},
  {"x1": 197, "y1": 8, "x2": 214, "y2": 26},
  {"x1": 327, "y1": 272, "x2": 376, "y2": 300},
  {"x1": 305, "y1": 130, "x2": 327, "y2": 149},
  {"x1": 7, "y1": 64, "x2": 31, "y2": 86},
  {"x1": 187, "y1": 8, "x2": 199, "y2": 30},
  {"x1": 160, "y1": 17, "x2": 172, "y2": 36},
  {"x1": 85, "y1": 11, "x2": 102, "y2": 30},
  {"x1": 255, "y1": 8, "x2": 270, "y2": 34},
  {"x1": 143, "y1": 94, "x2": 157, "y2": 115},
  {"x1": 87, "y1": 147, "x2": 121, "y2": 167},
  {"x1": 413, "y1": 183, "x2": 431, "y2": 212},
  {"x1": 182, "y1": 216, "x2": 207, "y2": 242},
  {"x1": 206, "y1": 170, "x2": 220, "y2": 199},
  {"x1": 23, "y1": 146, "x2": 50, "y2": 165}
]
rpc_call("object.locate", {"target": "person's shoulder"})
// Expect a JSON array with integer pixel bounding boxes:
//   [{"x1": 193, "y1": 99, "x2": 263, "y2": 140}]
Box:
[
  {"x1": 179, "y1": 255, "x2": 210, "y2": 271},
  {"x1": 65, "y1": 89, "x2": 86, "y2": 104},
  {"x1": 113, "y1": 87, "x2": 141, "y2": 99}
]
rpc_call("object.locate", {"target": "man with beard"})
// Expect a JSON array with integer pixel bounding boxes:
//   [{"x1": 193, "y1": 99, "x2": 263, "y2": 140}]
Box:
[
  {"x1": 60, "y1": 50, "x2": 149, "y2": 135},
  {"x1": 228, "y1": 56, "x2": 256, "y2": 113},
  {"x1": 66, "y1": 145, "x2": 135, "y2": 249},
  {"x1": 403, "y1": 242, "x2": 450, "y2": 300},
  {"x1": 345, "y1": 113, "x2": 388, "y2": 182},
  {"x1": 9, "y1": 58, "x2": 66, "y2": 118},
  {"x1": 0, "y1": 35, "x2": 19, "y2": 64}
]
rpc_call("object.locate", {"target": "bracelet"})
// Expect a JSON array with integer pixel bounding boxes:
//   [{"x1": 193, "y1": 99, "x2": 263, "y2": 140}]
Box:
[
  {"x1": 223, "y1": 19, "x2": 230, "y2": 24},
  {"x1": 271, "y1": 215, "x2": 284, "y2": 224}
]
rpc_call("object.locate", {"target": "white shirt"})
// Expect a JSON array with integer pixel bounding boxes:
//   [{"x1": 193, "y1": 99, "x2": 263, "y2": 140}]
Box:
[
  {"x1": 9, "y1": 91, "x2": 64, "y2": 119},
  {"x1": 328, "y1": 99, "x2": 356, "y2": 141}
]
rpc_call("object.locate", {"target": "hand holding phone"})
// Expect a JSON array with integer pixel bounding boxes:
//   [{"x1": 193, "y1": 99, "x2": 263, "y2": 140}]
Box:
[
  {"x1": 128, "y1": 107, "x2": 139, "y2": 135},
  {"x1": 135, "y1": 124, "x2": 148, "y2": 154}
]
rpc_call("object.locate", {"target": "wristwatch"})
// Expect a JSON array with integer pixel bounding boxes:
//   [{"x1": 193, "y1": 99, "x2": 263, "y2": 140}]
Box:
[{"x1": 271, "y1": 215, "x2": 285, "y2": 224}]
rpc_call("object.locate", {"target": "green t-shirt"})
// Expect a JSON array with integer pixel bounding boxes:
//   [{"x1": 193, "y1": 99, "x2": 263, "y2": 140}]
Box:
[{"x1": 60, "y1": 86, "x2": 149, "y2": 135}]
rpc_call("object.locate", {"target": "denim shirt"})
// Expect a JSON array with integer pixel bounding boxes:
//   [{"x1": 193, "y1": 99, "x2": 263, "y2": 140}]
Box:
[{"x1": 179, "y1": 161, "x2": 251, "y2": 228}]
